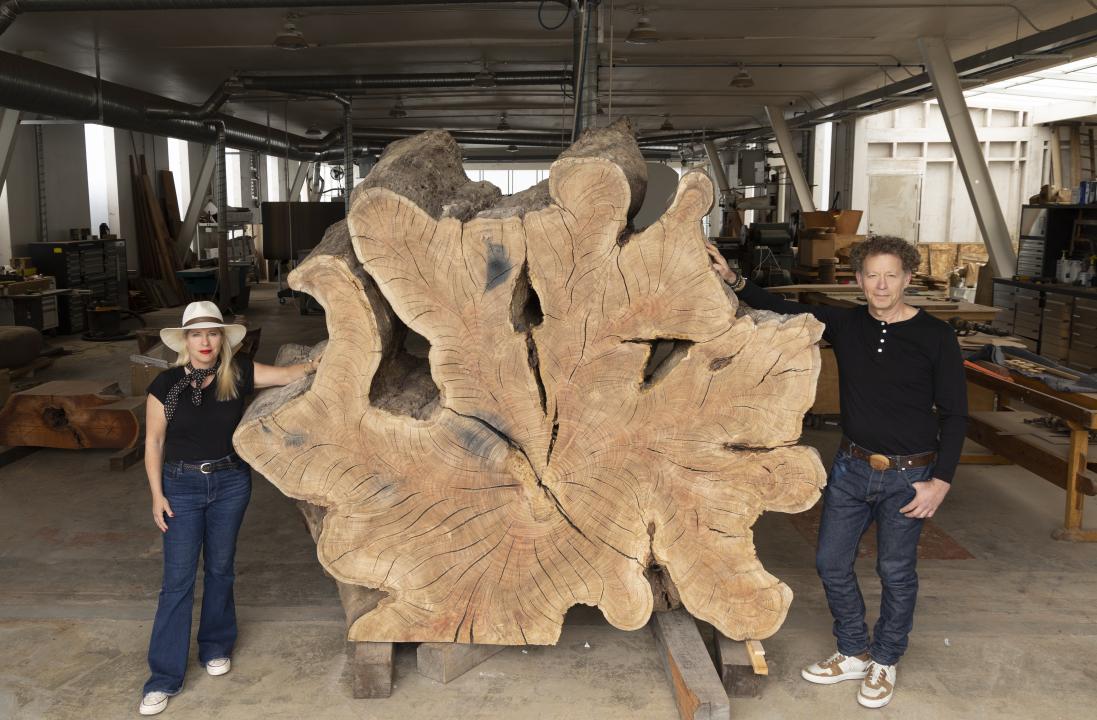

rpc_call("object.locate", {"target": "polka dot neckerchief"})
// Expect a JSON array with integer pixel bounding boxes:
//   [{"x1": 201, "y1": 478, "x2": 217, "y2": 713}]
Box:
[{"x1": 164, "y1": 361, "x2": 221, "y2": 424}]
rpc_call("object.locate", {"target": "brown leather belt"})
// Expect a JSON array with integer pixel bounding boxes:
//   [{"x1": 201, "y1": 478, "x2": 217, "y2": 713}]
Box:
[{"x1": 839, "y1": 438, "x2": 936, "y2": 472}]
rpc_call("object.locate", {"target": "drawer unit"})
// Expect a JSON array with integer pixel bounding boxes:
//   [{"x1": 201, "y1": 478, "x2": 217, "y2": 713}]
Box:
[
  {"x1": 1041, "y1": 293, "x2": 1074, "y2": 362},
  {"x1": 1016, "y1": 236, "x2": 1045, "y2": 277},
  {"x1": 992, "y1": 281, "x2": 1017, "y2": 333},
  {"x1": 1068, "y1": 297, "x2": 1097, "y2": 370}
]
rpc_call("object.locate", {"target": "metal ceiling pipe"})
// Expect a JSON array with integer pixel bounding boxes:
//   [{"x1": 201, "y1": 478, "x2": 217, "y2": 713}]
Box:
[
  {"x1": 342, "y1": 99, "x2": 353, "y2": 211},
  {"x1": 570, "y1": 0, "x2": 595, "y2": 140},
  {"x1": 0, "y1": 0, "x2": 567, "y2": 37},
  {"x1": 0, "y1": 50, "x2": 318, "y2": 159},
  {"x1": 237, "y1": 70, "x2": 572, "y2": 92},
  {"x1": 146, "y1": 78, "x2": 241, "y2": 119}
]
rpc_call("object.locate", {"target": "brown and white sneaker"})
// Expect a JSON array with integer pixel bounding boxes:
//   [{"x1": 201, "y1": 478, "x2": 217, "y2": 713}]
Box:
[
  {"x1": 801, "y1": 651, "x2": 872, "y2": 684},
  {"x1": 857, "y1": 661, "x2": 897, "y2": 708}
]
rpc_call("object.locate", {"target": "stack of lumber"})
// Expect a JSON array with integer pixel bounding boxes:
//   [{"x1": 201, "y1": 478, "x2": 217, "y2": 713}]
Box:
[{"x1": 129, "y1": 155, "x2": 186, "y2": 308}]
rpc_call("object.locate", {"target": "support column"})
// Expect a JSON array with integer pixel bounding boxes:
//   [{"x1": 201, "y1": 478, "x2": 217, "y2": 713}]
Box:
[
  {"x1": 176, "y1": 144, "x2": 215, "y2": 260},
  {"x1": 212, "y1": 123, "x2": 230, "y2": 313},
  {"x1": 289, "y1": 161, "x2": 309, "y2": 200},
  {"x1": 343, "y1": 101, "x2": 354, "y2": 212},
  {"x1": 919, "y1": 37, "x2": 1016, "y2": 277},
  {"x1": 765, "y1": 105, "x2": 816, "y2": 213},
  {"x1": 0, "y1": 108, "x2": 20, "y2": 194},
  {"x1": 705, "y1": 140, "x2": 731, "y2": 235}
]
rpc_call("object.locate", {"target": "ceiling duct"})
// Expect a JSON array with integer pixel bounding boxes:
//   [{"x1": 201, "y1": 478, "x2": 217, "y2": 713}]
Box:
[{"x1": 0, "y1": 0, "x2": 568, "y2": 37}]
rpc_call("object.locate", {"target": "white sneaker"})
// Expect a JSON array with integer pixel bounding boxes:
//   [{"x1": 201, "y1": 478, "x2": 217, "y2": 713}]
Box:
[
  {"x1": 205, "y1": 658, "x2": 231, "y2": 676},
  {"x1": 858, "y1": 661, "x2": 897, "y2": 708},
  {"x1": 801, "y1": 650, "x2": 872, "y2": 684},
  {"x1": 138, "y1": 691, "x2": 168, "y2": 716}
]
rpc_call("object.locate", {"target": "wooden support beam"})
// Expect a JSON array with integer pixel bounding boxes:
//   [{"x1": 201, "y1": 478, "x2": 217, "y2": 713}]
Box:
[
  {"x1": 1070, "y1": 125, "x2": 1083, "y2": 189},
  {"x1": 416, "y1": 642, "x2": 504, "y2": 684},
  {"x1": 715, "y1": 634, "x2": 766, "y2": 699},
  {"x1": 0, "y1": 444, "x2": 38, "y2": 469},
  {"x1": 109, "y1": 437, "x2": 145, "y2": 471},
  {"x1": 959, "y1": 453, "x2": 1012, "y2": 465},
  {"x1": 349, "y1": 641, "x2": 394, "y2": 699},
  {"x1": 296, "y1": 501, "x2": 394, "y2": 698},
  {"x1": 1050, "y1": 125, "x2": 1064, "y2": 188},
  {"x1": 652, "y1": 610, "x2": 731, "y2": 720}
]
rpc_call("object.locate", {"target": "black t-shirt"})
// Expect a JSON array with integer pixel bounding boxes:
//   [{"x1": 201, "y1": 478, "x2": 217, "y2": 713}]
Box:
[
  {"x1": 148, "y1": 357, "x2": 255, "y2": 462},
  {"x1": 736, "y1": 280, "x2": 968, "y2": 482}
]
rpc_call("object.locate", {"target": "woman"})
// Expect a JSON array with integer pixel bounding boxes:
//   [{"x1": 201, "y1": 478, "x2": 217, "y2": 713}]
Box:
[{"x1": 139, "y1": 301, "x2": 318, "y2": 716}]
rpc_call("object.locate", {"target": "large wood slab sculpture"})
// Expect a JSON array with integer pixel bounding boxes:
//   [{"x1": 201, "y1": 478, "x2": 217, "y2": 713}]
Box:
[{"x1": 235, "y1": 120, "x2": 826, "y2": 645}]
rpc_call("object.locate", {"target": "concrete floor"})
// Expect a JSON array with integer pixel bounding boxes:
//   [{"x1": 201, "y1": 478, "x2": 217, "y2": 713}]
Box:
[{"x1": 2, "y1": 284, "x2": 1096, "y2": 719}]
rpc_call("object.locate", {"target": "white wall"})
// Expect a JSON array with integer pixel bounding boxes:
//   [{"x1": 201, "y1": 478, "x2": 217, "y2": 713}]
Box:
[
  {"x1": 3, "y1": 126, "x2": 40, "y2": 259},
  {"x1": 41, "y1": 124, "x2": 91, "y2": 243},
  {"x1": 849, "y1": 101, "x2": 1045, "y2": 243}
]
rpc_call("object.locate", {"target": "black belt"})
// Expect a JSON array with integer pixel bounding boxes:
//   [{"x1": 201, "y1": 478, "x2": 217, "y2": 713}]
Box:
[
  {"x1": 839, "y1": 438, "x2": 936, "y2": 471},
  {"x1": 178, "y1": 453, "x2": 242, "y2": 474}
]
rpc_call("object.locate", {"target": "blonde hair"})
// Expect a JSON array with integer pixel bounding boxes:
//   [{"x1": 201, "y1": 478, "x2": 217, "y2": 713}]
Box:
[{"x1": 175, "y1": 330, "x2": 240, "y2": 402}]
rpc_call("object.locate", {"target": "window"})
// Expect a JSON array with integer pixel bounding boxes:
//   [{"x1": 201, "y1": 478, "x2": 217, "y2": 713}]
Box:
[
  {"x1": 225, "y1": 149, "x2": 241, "y2": 208},
  {"x1": 84, "y1": 124, "x2": 120, "y2": 236},
  {"x1": 167, "y1": 137, "x2": 190, "y2": 218},
  {"x1": 266, "y1": 155, "x2": 282, "y2": 202}
]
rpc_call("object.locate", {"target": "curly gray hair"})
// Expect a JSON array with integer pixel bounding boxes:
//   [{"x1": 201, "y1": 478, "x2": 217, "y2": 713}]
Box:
[{"x1": 849, "y1": 235, "x2": 921, "y2": 275}]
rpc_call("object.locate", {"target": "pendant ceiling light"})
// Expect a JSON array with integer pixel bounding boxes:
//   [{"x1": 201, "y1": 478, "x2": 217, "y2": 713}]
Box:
[
  {"x1": 273, "y1": 18, "x2": 308, "y2": 51},
  {"x1": 626, "y1": 10, "x2": 658, "y2": 45},
  {"x1": 730, "y1": 64, "x2": 755, "y2": 88}
]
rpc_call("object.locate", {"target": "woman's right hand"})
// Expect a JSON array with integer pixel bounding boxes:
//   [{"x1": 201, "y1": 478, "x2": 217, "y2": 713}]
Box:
[{"x1": 152, "y1": 495, "x2": 174, "y2": 533}]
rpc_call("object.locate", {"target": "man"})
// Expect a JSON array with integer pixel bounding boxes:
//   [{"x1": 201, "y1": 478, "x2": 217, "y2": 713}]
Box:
[{"x1": 706, "y1": 235, "x2": 967, "y2": 709}]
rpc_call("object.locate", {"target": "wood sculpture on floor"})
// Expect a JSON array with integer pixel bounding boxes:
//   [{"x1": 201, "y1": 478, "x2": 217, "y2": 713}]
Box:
[{"x1": 234, "y1": 119, "x2": 827, "y2": 645}]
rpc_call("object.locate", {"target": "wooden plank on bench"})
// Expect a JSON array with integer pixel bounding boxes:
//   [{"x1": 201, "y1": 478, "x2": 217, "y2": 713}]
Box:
[
  {"x1": 967, "y1": 411, "x2": 1097, "y2": 495},
  {"x1": 652, "y1": 609, "x2": 730, "y2": 720},
  {"x1": 417, "y1": 642, "x2": 504, "y2": 684}
]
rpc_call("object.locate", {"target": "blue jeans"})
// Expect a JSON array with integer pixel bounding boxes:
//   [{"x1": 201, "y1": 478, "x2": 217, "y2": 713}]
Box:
[
  {"x1": 815, "y1": 446, "x2": 934, "y2": 666},
  {"x1": 144, "y1": 458, "x2": 251, "y2": 695}
]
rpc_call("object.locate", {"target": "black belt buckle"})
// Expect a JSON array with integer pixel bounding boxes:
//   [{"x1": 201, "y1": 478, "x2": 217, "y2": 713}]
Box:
[{"x1": 199, "y1": 462, "x2": 214, "y2": 474}]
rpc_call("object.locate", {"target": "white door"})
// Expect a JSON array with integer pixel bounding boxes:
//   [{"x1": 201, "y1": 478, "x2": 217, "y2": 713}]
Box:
[{"x1": 868, "y1": 173, "x2": 922, "y2": 243}]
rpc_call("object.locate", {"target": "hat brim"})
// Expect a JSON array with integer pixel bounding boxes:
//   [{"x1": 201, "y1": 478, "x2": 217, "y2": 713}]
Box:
[{"x1": 160, "y1": 322, "x2": 247, "y2": 354}]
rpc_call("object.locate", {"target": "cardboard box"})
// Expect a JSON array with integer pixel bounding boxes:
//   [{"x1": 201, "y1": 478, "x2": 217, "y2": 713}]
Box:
[
  {"x1": 801, "y1": 209, "x2": 863, "y2": 234},
  {"x1": 800, "y1": 234, "x2": 837, "y2": 267}
]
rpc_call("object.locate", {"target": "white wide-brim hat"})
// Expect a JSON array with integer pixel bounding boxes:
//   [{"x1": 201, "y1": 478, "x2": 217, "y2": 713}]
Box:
[{"x1": 160, "y1": 301, "x2": 246, "y2": 353}]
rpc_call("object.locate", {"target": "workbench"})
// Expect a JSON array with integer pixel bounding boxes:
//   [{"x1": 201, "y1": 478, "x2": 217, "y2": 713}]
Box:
[
  {"x1": 800, "y1": 291, "x2": 1000, "y2": 323},
  {"x1": 964, "y1": 366, "x2": 1097, "y2": 542},
  {"x1": 763, "y1": 284, "x2": 1000, "y2": 323}
]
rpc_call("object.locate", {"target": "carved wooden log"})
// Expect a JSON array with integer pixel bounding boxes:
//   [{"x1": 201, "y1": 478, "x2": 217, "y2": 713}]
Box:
[
  {"x1": 0, "y1": 381, "x2": 144, "y2": 449},
  {"x1": 235, "y1": 119, "x2": 826, "y2": 645}
]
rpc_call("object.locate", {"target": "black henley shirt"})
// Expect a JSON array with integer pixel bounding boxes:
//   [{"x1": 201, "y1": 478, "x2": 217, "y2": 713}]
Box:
[{"x1": 735, "y1": 280, "x2": 968, "y2": 482}]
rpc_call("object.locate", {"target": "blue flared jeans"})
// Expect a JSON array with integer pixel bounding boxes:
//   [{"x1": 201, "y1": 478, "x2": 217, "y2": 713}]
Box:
[
  {"x1": 143, "y1": 458, "x2": 251, "y2": 695},
  {"x1": 815, "y1": 446, "x2": 934, "y2": 666}
]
